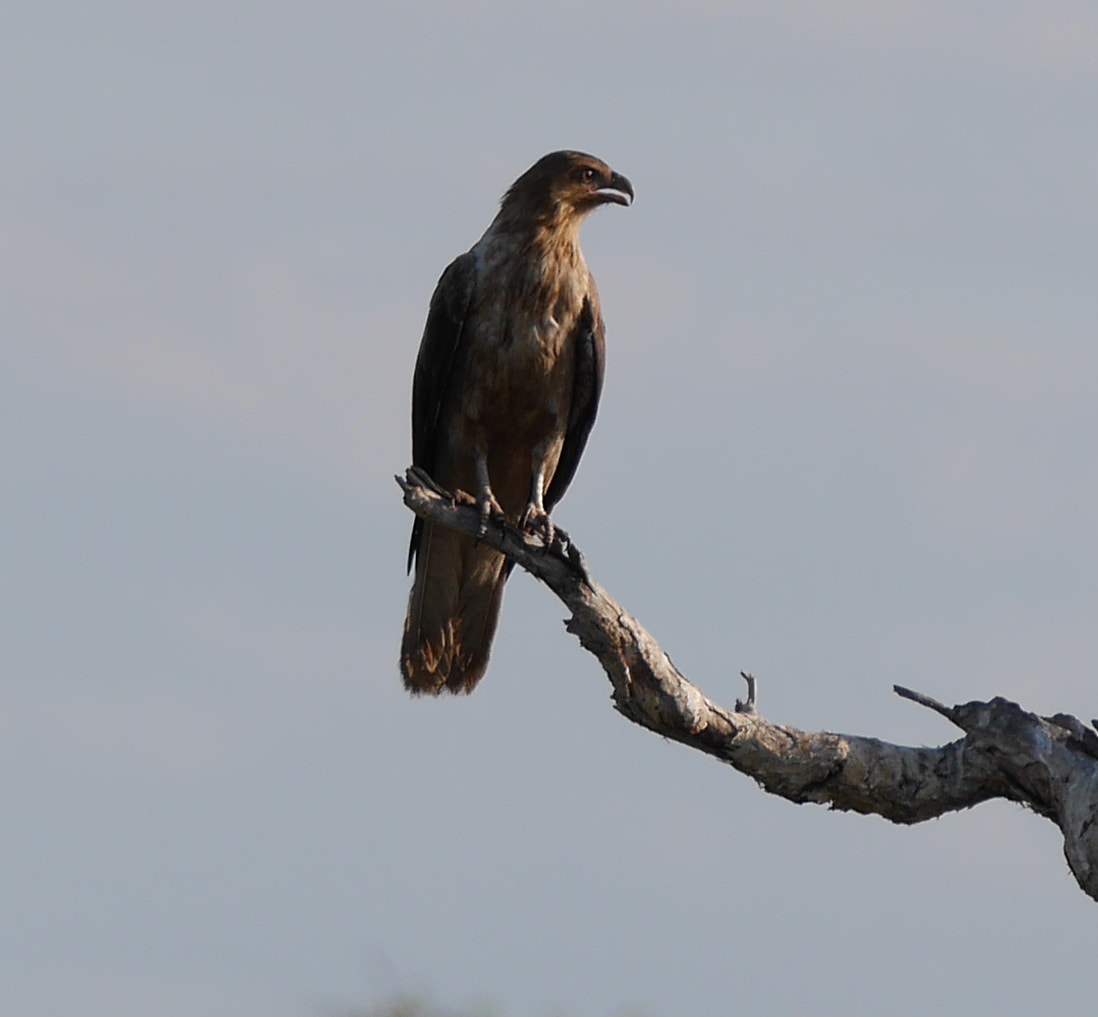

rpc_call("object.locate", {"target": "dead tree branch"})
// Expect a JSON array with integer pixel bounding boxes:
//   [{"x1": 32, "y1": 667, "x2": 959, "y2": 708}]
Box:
[{"x1": 397, "y1": 468, "x2": 1098, "y2": 902}]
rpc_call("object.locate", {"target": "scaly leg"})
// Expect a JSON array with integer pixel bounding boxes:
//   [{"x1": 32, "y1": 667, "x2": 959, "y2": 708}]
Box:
[
  {"x1": 521, "y1": 454, "x2": 555, "y2": 545},
  {"x1": 474, "y1": 451, "x2": 503, "y2": 539}
]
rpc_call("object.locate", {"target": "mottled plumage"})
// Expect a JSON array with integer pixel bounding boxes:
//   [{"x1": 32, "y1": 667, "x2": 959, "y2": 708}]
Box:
[{"x1": 401, "y1": 150, "x2": 633, "y2": 694}]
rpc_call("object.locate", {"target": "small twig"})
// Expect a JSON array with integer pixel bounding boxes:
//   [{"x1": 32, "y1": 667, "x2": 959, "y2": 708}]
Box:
[
  {"x1": 893, "y1": 684, "x2": 956, "y2": 724},
  {"x1": 735, "y1": 671, "x2": 758, "y2": 714}
]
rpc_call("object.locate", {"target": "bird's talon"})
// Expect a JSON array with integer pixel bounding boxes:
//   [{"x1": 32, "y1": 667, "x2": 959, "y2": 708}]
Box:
[
  {"x1": 520, "y1": 503, "x2": 555, "y2": 547},
  {"x1": 474, "y1": 493, "x2": 504, "y2": 543}
]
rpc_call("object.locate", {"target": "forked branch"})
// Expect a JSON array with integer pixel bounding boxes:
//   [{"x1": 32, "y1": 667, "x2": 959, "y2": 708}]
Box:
[{"x1": 397, "y1": 468, "x2": 1098, "y2": 902}]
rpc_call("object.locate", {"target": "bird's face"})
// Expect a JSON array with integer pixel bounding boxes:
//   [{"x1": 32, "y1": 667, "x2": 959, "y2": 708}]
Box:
[
  {"x1": 504, "y1": 151, "x2": 634, "y2": 223},
  {"x1": 553, "y1": 154, "x2": 635, "y2": 213}
]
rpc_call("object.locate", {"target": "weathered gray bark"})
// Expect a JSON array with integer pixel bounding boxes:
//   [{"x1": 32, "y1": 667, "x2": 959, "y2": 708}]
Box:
[{"x1": 397, "y1": 468, "x2": 1098, "y2": 902}]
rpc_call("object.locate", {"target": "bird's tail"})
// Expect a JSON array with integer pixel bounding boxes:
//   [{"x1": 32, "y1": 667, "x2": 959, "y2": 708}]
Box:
[{"x1": 400, "y1": 522, "x2": 511, "y2": 694}]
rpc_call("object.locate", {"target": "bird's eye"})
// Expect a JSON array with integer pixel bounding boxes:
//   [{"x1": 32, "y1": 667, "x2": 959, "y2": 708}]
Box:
[{"x1": 578, "y1": 167, "x2": 597, "y2": 183}]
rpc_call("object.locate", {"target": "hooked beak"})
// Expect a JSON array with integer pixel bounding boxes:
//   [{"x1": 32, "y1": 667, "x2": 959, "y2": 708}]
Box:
[{"x1": 594, "y1": 170, "x2": 634, "y2": 207}]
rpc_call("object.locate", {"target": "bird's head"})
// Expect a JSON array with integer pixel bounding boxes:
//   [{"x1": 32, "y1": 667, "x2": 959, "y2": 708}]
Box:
[{"x1": 501, "y1": 151, "x2": 634, "y2": 226}]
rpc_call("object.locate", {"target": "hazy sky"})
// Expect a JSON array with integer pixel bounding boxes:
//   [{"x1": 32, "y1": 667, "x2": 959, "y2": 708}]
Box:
[{"x1": 4, "y1": 3, "x2": 1097, "y2": 1015}]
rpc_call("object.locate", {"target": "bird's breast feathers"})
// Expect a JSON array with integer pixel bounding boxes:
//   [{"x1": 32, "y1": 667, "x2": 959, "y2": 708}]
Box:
[
  {"x1": 455, "y1": 233, "x2": 591, "y2": 436},
  {"x1": 459, "y1": 308, "x2": 576, "y2": 434}
]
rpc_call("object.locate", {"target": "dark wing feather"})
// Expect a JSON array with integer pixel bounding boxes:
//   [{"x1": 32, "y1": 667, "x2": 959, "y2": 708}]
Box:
[
  {"x1": 544, "y1": 296, "x2": 605, "y2": 512},
  {"x1": 407, "y1": 252, "x2": 478, "y2": 571}
]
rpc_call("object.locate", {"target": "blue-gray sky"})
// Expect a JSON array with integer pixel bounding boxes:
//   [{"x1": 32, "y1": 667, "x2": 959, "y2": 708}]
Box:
[{"x1": 4, "y1": 2, "x2": 1097, "y2": 1015}]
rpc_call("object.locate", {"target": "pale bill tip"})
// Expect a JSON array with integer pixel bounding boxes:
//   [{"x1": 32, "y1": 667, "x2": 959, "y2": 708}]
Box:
[{"x1": 595, "y1": 187, "x2": 632, "y2": 206}]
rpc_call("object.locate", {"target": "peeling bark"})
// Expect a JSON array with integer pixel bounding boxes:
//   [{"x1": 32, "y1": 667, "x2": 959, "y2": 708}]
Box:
[{"x1": 397, "y1": 469, "x2": 1098, "y2": 902}]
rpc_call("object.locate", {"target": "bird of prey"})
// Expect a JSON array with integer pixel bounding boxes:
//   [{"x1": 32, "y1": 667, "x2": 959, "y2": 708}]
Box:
[{"x1": 400, "y1": 150, "x2": 633, "y2": 694}]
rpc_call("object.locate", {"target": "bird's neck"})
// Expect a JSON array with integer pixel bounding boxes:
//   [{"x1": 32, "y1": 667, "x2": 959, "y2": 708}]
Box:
[
  {"x1": 481, "y1": 210, "x2": 585, "y2": 275},
  {"x1": 476, "y1": 214, "x2": 589, "y2": 326},
  {"x1": 489, "y1": 200, "x2": 586, "y2": 247}
]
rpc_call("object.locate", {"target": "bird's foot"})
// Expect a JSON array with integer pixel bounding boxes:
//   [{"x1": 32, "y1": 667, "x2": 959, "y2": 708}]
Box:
[
  {"x1": 520, "y1": 502, "x2": 555, "y2": 547},
  {"x1": 476, "y1": 492, "x2": 505, "y2": 540}
]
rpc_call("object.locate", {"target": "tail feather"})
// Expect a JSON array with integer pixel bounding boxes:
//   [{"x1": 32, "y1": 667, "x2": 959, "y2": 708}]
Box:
[{"x1": 400, "y1": 522, "x2": 510, "y2": 694}]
